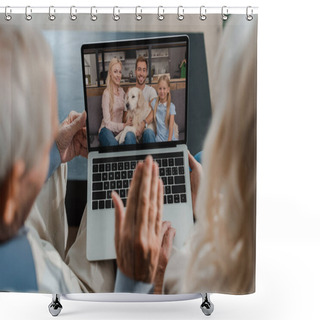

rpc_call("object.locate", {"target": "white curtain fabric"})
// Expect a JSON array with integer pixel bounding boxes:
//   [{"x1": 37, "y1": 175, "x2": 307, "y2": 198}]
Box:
[{"x1": 0, "y1": 12, "x2": 257, "y2": 295}]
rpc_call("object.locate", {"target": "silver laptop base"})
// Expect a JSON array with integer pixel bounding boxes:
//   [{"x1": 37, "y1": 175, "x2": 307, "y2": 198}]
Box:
[{"x1": 48, "y1": 293, "x2": 214, "y2": 317}]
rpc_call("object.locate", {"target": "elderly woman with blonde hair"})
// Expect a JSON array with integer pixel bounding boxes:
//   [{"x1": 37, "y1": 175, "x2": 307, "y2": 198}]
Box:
[
  {"x1": 112, "y1": 15, "x2": 257, "y2": 296},
  {"x1": 164, "y1": 17, "x2": 257, "y2": 294}
]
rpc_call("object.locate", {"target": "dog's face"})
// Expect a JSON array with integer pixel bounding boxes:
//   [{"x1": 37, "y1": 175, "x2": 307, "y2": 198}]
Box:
[{"x1": 125, "y1": 87, "x2": 145, "y2": 113}]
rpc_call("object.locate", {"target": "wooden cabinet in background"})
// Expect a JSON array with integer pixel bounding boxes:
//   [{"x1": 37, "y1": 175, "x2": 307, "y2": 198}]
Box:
[{"x1": 86, "y1": 79, "x2": 186, "y2": 98}]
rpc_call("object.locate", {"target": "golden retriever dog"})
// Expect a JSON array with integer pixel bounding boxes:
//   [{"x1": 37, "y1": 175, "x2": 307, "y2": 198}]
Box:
[{"x1": 115, "y1": 87, "x2": 155, "y2": 144}]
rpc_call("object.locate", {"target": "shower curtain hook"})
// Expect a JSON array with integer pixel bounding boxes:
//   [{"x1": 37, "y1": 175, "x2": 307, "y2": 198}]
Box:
[
  {"x1": 221, "y1": 6, "x2": 229, "y2": 21},
  {"x1": 246, "y1": 6, "x2": 254, "y2": 21},
  {"x1": 25, "y1": 6, "x2": 32, "y2": 21},
  {"x1": 5, "y1": 6, "x2": 12, "y2": 21},
  {"x1": 90, "y1": 6, "x2": 97, "y2": 21},
  {"x1": 49, "y1": 6, "x2": 56, "y2": 21},
  {"x1": 70, "y1": 6, "x2": 77, "y2": 21},
  {"x1": 177, "y1": 6, "x2": 184, "y2": 21},
  {"x1": 135, "y1": 6, "x2": 142, "y2": 21},
  {"x1": 200, "y1": 6, "x2": 207, "y2": 21},
  {"x1": 113, "y1": 6, "x2": 120, "y2": 21},
  {"x1": 157, "y1": 6, "x2": 164, "y2": 21}
]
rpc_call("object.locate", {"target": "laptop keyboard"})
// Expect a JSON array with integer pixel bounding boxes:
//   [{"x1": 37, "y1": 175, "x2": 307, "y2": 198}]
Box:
[{"x1": 91, "y1": 152, "x2": 187, "y2": 210}]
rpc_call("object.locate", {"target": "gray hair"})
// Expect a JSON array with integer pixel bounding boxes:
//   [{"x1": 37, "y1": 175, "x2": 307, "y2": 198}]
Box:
[{"x1": 0, "y1": 26, "x2": 54, "y2": 183}]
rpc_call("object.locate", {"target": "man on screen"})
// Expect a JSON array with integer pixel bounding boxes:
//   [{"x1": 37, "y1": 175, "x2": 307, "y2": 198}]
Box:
[{"x1": 134, "y1": 56, "x2": 157, "y2": 143}]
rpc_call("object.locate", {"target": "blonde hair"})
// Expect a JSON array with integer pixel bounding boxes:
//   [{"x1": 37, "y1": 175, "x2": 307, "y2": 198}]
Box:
[
  {"x1": 152, "y1": 75, "x2": 171, "y2": 134},
  {"x1": 182, "y1": 18, "x2": 257, "y2": 294},
  {"x1": 106, "y1": 58, "x2": 122, "y2": 119}
]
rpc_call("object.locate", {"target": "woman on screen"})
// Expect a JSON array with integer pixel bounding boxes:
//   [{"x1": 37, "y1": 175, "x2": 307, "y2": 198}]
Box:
[{"x1": 98, "y1": 58, "x2": 135, "y2": 146}]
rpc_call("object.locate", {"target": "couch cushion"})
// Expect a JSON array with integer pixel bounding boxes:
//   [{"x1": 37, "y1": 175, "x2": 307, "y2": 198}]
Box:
[
  {"x1": 171, "y1": 88, "x2": 185, "y2": 140},
  {"x1": 88, "y1": 95, "x2": 103, "y2": 135}
]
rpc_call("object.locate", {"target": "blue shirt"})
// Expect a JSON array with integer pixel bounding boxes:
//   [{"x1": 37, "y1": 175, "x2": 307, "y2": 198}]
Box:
[
  {"x1": 114, "y1": 269, "x2": 154, "y2": 294},
  {"x1": 0, "y1": 227, "x2": 38, "y2": 292},
  {"x1": 0, "y1": 144, "x2": 61, "y2": 293},
  {"x1": 47, "y1": 142, "x2": 61, "y2": 180},
  {"x1": 151, "y1": 100, "x2": 177, "y2": 142}
]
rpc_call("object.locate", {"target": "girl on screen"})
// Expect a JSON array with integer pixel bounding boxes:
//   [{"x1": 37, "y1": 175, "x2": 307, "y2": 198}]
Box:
[{"x1": 151, "y1": 75, "x2": 179, "y2": 142}]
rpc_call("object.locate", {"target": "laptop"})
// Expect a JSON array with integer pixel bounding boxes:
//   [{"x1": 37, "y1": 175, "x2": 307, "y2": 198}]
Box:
[{"x1": 81, "y1": 35, "x2": 194, "y2": 261}]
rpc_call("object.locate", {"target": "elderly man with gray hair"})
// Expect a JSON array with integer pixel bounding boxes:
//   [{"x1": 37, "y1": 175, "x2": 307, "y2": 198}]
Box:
[{"x1": 0, "y1": 26, "x2": 115, "y2": 293}]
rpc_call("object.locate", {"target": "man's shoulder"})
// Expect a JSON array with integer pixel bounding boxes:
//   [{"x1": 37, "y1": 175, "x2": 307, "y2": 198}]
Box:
[
  {"x1": 143, "y1": 85, "x2": 157, "y2": 102},
  {"x1": 143, "y1": 84, "x2": 156, "y2": 92},
  {"x1": 0, "y1": 226, "x2": 30, "y2": 249},
  {"x1": 0, "y1": 227, "x2": 38, "y2": 292}
]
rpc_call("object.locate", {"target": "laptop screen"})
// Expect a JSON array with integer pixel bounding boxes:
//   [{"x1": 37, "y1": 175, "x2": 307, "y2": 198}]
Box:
[{"x1": 81, "y1": 35, "x2": 189, "y2": 152}]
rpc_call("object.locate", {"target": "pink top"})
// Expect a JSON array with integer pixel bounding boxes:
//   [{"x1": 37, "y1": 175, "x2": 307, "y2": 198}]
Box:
[{"x1": 99, "y1": 87, "x2": 126, "y2": 135}]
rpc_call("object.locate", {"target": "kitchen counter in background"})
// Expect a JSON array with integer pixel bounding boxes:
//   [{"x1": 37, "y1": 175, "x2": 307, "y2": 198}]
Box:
[{"x1": 86, "y1": 78, "x2": 186, "y2": 97}]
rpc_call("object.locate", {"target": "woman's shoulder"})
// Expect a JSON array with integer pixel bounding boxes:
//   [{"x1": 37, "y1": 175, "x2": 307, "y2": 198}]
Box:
[{"x1": 103, "y1": 87, "x2": 110, "y2": 96}]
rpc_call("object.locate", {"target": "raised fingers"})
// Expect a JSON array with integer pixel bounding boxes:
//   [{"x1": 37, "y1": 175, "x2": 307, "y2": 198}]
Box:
[
  {"x1": 136, "y1": 156, "x2": 153, "y2": 233},
  {"x1": 69, "y1": 110, "x2": 84, "y2": 123},
  {"x1": 148, "y1": 161, "x2": 159, "y2": 231},
  {"x1": 155, "y1": 178, "x2": 164, "y2": 236},
  {"x1": 112, "y1": 191, "x2": 124, "y2": 255},
  {"x1": 124, "y1": 161, "x2": 143, "y2": 229},
  {"x1": 161, "y1": 226, "x2": 176, "y2": 258},
  {"x1": 160, "y1": 221, "x2": 171, "y2": 239},
  {"x1": 188, "y1": 150, "x2": 198, "y2": 170}
]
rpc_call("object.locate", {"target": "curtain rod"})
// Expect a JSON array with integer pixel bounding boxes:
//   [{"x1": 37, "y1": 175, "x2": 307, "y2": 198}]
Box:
[{"x1": 0, "y1": 6, "x2": 258, "y2": 20}]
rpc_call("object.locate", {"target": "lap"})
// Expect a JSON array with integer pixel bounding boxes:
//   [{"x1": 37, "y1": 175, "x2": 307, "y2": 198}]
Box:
[
  {"x1": 99, "y1": 127, "x2": 118, "y2": 146},
  {"x1": 25, "y1": 163, "x2": 68, "y2": 258},
  {"x1": 26, "y1": 164, "x2": 116, "y2": 292},
  {"x1": 99, "y1": 127, "x2": 136, "y2": 146}
]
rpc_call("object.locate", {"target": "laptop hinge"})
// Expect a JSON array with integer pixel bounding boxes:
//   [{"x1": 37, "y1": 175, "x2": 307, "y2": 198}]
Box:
[{"x1": 98, "y1": 142, "x2": 179, "y2": 153}]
